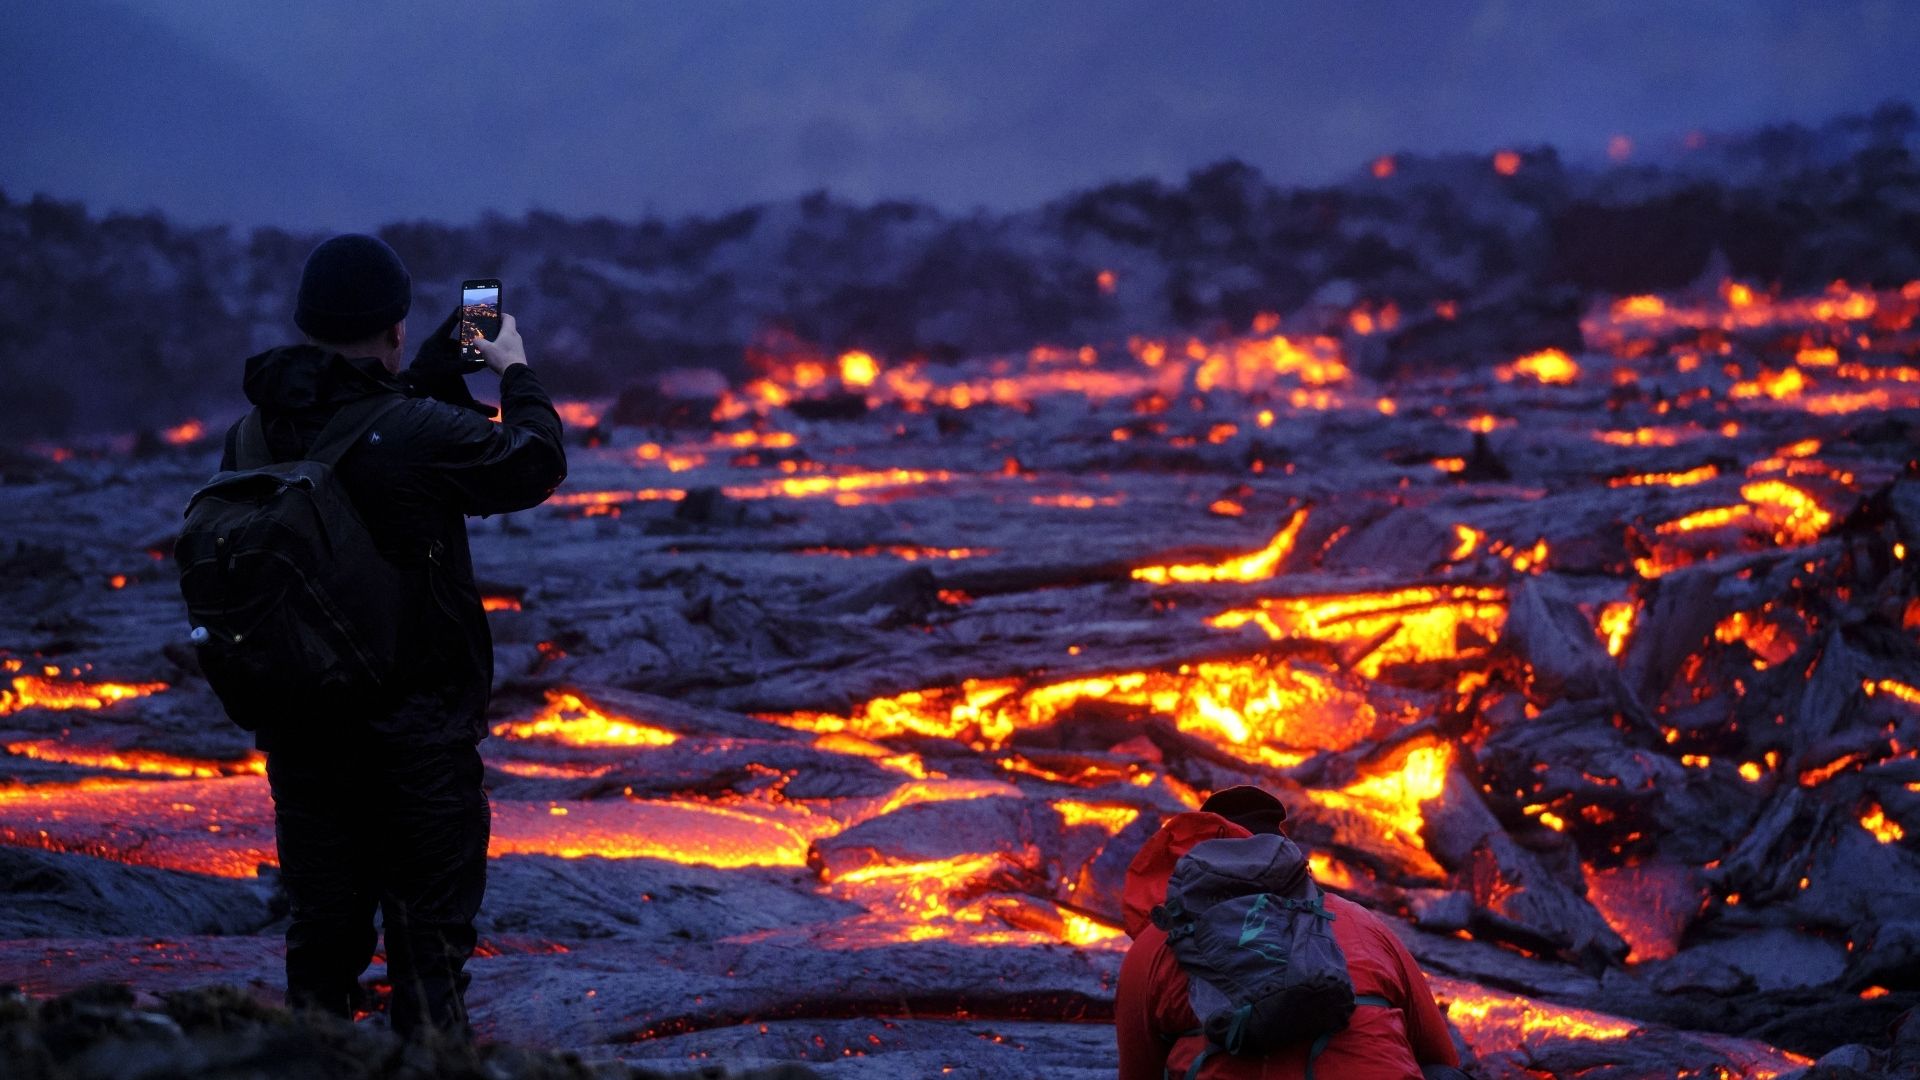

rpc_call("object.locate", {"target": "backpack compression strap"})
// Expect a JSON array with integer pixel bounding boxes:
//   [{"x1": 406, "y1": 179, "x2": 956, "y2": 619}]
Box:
[{"x1": 1165, "y1": 995, "x2": 1394, "y2": 1080}]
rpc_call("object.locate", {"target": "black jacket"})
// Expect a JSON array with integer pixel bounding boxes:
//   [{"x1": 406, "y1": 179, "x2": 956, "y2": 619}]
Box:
[{"x1": 220, "y1": 345, "x2": 566, "y2": 748}]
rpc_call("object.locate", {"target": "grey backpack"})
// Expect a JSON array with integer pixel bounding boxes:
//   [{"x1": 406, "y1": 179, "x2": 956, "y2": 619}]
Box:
[{"x1": 1150, "y1": 833, "x2": 1390, "y2": 1080}]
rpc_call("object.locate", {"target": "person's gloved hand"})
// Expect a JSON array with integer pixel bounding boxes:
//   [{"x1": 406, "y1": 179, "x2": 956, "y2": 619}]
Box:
[{"x1": 403, "y1": 306, "x2": 498, "y2": 418}]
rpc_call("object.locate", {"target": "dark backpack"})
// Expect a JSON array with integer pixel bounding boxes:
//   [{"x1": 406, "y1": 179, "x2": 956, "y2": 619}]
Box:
[
  {"x1": 1150, "y1": 832, "x2": 1390, "y2": 1080},
  {"x1": 176, "y1": 395, "x2": 409, "y2": 730}
]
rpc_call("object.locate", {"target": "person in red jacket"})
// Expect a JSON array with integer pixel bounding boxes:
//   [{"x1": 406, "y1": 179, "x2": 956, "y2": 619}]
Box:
[{"x1": 1115, "y1": 786, "x2": 1467, "y2": 1080}]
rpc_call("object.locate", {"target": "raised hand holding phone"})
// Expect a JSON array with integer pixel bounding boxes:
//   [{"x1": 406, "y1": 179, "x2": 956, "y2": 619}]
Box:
[{"x1": 473, "y1": 312, "x2": 527, "y2": 374}]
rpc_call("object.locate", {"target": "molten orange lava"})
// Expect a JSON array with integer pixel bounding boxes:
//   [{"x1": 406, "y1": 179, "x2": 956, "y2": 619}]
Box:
[
  {"x1": 1498, "y1": 348, "x2": 1579, "y2": 385},
  {"x1": 490, "y1": 798, "x2": 815, "y2": 868},
  {"x1": 821, "y1": 351, "x2": 872, "y2": 389},
  {"x1": 3, "y1": 741, "x2": 263, "y2": 779},
  {"x1": 0, "y1": 676, "x2": 168, "y2": 716},
  {"x1": 491, "y1": 690, "x2": 679, "y2": 748},
  {"x1": 1209, "y1": 586, "x2": 1506, "y2": 678},
  {"x1": 1435, "y1": 977, "x2": 1637, "y2": 1050},
  {"x1": 1740, "y1": 480, "x2": 1830, "y2": 545},
  {"x1": 767, "y1": 656, "x2": 1390, "y2": 769},
  {"x1": 1608, "y1": 465, "x2": 1718, "y2": 488},
  {"x1": 554, "y1": 400, "x2": 603, "y2": 428},
  {"x1": 1860, "y1": 803, "x2": 1905, "y2": 844},
  {"x1": 1307, "y1": 740, "x2": 1452, "y2": 852},
  {"x1": 1450, "y1": 524, "x2": 1483, "y2": 560},
  {"x1": 1654, "y1": 505, "x2": 1751, "y2": 535},
  {"x1": 1132, "y1": 509, "x2": 1308, "y2": 585},
  {"x1": 1596, "y1": 601, "x2": 1637, "y2": 658},
  {"x1": 161, "y1": 419, "x2": 205, "y2": 445}
]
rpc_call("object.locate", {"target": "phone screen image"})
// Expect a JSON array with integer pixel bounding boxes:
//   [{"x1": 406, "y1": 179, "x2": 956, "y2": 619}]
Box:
[{"x1": 460, "y1": 283, "x2": 501, "y2": 360}]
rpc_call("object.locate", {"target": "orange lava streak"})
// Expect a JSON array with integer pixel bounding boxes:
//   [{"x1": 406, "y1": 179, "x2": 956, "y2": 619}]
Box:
[
  {"x1": 767, "y1": 655, "x2": 1385, "y2": 767},
  {"x1": 161, "y1": 419, "x2": 205, "y2": 445},
  {"x1": 713, "y1": 429, "x2": 798, "y2": 449},
  {"x1": 1739, "y1": 480, "x2": 1831, "y2": 545},
  {"x1": 811, "y1": 733, "x2": 930, "y2": 778},
  {"x1": 1654, "y1": 505, "x2": 1750, "y2": 535},
  {"x1": 3, "y1": 741, "x2": 263, "y2": 779},
  {"x1": 489, "y1": 799, "x2": 816, "y2": 868},
  {"x1": 0, "y1": 676, "x2": 168, "y2": 716},
  {"x1": 1798, "y1": 752, "x2": 1862, "y2": 787},
  {"x1": 1434, "y1": 977, "x2": 1638, "y2": 1050},
  {"x1": 1132, "y1": 509, "x2": 1309, "y2": 585},
  {"x1": 1208, "y1": 585, "x2": 1507, "y2": 679},
  {"x1": 1596, "y1": 427, "x2": 1689, "y2": 447},
  {"x1": 1867, "y1": 678, "x2": 1920, "y2": 706},
  {"x1": 1497, "y1": 348, "x2": 1580, "y2": 385},
  {"x1": 838, "y1": 351, "x2": 879, "y2": 388},
  {"x1": 0, "y1": 776, "x2": 273, "y2": 878},
  {"x1": 1596, "y1": 601, "x2": 1637, "y2": 658},
  {"x1": 491, "y1": 690, "x2": 679, "y2": 747},
  {"x1": 550, "y1": 468, "x2": 952, "y2": 509},
  {"x1": 1860, "y1": 803, "x2": 1906, "y2": 844},
  {"x1": 793, "y1": 545, "x2": 990, "y2": 562},
  {"x1": 1450, "y1": 524, "x2": 1483, "y2": 560},
  {"x1": 1730, "y1": 367, "x2": 1807, "y2": 400},
  {"x1": 1054, "y1": 801, "x2": 1143, "y2": 835},
  {"x1": 1581, "y1": 861, "x2": 1692, "y2": 963},
  {"x1": 553, "y1": 400, "x2": 602, "y2": 428},
  {"x1": 1307, "y1": 741, "x2": 1451, "y2": 850},
  {"x1": 1608, "y1": 465, "x2": 1719, "y2": 488}
]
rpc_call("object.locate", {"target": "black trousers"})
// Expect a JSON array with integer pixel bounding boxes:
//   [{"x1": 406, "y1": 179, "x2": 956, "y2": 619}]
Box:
[{"x1": 265, "y1": 735, "x2": 489, "y2": 1039}]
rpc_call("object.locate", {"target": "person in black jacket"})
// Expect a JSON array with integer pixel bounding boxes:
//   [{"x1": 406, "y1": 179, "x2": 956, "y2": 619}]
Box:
[{"x1": 219, "y1": 234, "x2": 566, "y2": 1040}]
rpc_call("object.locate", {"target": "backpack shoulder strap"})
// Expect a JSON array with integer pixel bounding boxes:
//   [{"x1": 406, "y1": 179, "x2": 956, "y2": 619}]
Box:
[
  {"x1": 234, "y1": 409, "x2": 272, "y2": 469},
  {"x1": 306, "y1": 394, "x2": 411, "y2": 467}
]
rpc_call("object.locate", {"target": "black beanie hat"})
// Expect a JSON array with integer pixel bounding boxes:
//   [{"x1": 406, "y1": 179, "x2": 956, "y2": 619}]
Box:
[
  {"x1": 1200, "y1": 785, "x2": 1289, "y2": 835},
  {"x1": 295, "y1": 234, "x2": 411, "y2": 343}
]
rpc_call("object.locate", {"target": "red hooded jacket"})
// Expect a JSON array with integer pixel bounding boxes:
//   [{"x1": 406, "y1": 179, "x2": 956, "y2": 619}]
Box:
[{"x1": 1115, "y1": 812, "x2": 1459, "y2": 1080}]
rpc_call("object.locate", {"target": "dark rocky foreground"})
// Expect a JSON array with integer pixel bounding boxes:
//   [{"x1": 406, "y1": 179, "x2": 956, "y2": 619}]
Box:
[{"x1": 0, "y1": 982, "x2": 821, "y2": 1079}]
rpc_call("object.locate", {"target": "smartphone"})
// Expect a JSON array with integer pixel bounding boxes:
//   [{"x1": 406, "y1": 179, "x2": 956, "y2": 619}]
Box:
[{"x1": 459, "y1": 278, "x2": 503, "y2": 369}]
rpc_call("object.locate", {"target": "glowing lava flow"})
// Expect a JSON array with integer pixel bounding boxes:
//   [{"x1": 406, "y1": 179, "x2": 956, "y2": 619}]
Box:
[
  {"x1": 3, "y1": 741, "x2": 263, "y2": 779},
  {"x1": 1, "y1": 675, "x2": 168, "y2": 715},
  {"x1": 766, "y1": 655, "x2": 1392, "y2": 768},
  {"x1": 1497, "y1": 348, "x2": 1580, "y2": 385},
  {"x1": 1306, "y1": 740, "x2": 1452, "y2": 853},
  {"x1": 492, "y1": 690, "x2": 679, "y2": 747},
  {"x1": 490, "y1": 799, "x2": 817, "y2": 868},
  {"x1": 0, "y1": 775, "x2": 275, "y2": 878},
  {"x1": 1433, "y1": 976, "x2": 1638, "y2": 1048},
  {"x1": 1132, "y1": 509, "x2": 1309, "y2": 584},
  {"x1": 1739, "y1": 480, "x2": 1831, "y2": 545},
  {"x1": 549, "y1": 468, "x2": 953, "y2": 511},
  {"x1": 1208, "y1": 586, "x2": 1507, "y2": 678},
  {"x1": 1596, "y1": 601, "x2": 1637, "y2": 658}
]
